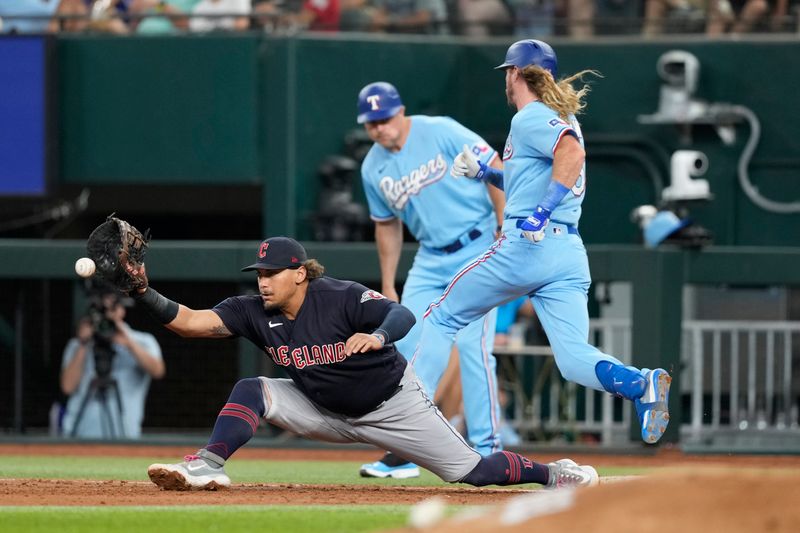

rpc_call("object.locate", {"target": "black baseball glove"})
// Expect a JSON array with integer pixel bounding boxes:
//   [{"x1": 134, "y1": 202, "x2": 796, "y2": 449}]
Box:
[{"x1": 86, "y1": 214, "x2": 150, "y2": 293}]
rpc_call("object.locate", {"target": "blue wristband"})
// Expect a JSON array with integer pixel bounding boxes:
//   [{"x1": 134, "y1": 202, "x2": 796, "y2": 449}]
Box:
[
  {"x1": 538, "y1": 181, "x2": 570, "y2": 213},
  {"x1": 477, "y1": 161, "x2": 504, "y2": 189}
]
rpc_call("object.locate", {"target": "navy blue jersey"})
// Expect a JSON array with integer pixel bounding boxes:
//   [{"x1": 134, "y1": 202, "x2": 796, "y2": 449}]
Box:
[{"x1": 212, "y1": 277, "x2": 408, "y2": 417}]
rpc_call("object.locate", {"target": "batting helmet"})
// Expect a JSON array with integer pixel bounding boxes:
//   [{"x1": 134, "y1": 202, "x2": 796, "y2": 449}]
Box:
[
  {"x1": 643, "y1": 210, "x2": 691, "y2": 248},
  {"x1": 495, "y1": 39, "x2": 558, "y2": 76},
  {"x1": 357, "y1": 82, "x2": 404, "y2": 124}
]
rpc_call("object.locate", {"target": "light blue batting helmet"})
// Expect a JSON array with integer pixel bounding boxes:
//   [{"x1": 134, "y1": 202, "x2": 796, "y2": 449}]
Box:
[{"x1": 644, "y1": 211, "x2": 691, "y2": 248}]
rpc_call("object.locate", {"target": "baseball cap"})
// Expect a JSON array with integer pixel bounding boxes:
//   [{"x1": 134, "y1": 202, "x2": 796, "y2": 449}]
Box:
[
  {"x1": 241, "y1": 236, "x2": 308, "y2": 272},
  {"x1": 357, "y1": 82, "x2": 404, "y2": 124}
]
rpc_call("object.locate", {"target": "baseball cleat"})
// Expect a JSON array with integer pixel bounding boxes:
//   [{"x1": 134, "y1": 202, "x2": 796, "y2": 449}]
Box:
[
  {"x1": 546, "y1": 458, "x2": 599, "y2": 489},
  {"x1": 359, "y1": 460, "x2": 420, "y2": 479},
  {"x1": 148, "y1": 454, "x2": 231, "y2": 491},
  {"x1": 635, "y1": 368, "x2": 672, "y2": 444}
]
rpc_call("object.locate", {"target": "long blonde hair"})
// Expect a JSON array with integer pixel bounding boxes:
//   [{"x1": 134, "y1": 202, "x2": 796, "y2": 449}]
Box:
[{"x1": 520, "y1": 66, "x2": 601, "y2": 119}]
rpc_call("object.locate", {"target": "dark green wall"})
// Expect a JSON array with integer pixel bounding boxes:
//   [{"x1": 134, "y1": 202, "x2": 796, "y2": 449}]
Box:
[
  {"x1": 56, "y1": 36, "x2": 800, "y2": 245},
  {"x1": 58, "y1": 35, "x2": 261, "y2": 184}
]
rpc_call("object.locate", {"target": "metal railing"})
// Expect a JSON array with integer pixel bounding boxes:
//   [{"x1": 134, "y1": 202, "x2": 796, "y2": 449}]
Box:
[
  {"x1": 683, "y1": 320, "x2": 800, "y2": 441},
  {"x1": 495, "y1": 318, "x2": 800, "y2": 446},
  {"x1": 494, "y1": 318, "x2": 633, "y2": 446}
]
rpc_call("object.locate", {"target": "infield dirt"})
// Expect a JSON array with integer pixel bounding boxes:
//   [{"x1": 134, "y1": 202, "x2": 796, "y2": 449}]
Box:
[{"x1": 2, "y1": 442, "x2": 799, "y2": 525}]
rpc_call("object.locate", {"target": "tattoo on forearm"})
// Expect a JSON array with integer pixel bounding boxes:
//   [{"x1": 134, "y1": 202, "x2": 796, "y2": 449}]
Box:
[{"x1": 211, "y1": 324, "x2": 231, "y2": 337}]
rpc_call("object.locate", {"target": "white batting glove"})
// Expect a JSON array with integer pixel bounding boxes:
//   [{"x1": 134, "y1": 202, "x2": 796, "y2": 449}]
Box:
[{"x1": 451, "y1": 144, "x2": 483, "y2": 179}]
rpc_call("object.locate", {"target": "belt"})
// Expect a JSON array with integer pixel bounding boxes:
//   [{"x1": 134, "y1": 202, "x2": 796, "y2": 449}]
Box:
[
  {"x1": 437, "y1": 228, "x2": 483, "y2": 254},
  {"x1": 512, "y1": 218, "x2": 580, "y2": 236}
]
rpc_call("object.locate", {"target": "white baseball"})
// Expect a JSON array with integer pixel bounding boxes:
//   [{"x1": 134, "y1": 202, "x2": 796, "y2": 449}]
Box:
[{"x1": 75, "y1": 257, "x2": 96, "y2": 278}]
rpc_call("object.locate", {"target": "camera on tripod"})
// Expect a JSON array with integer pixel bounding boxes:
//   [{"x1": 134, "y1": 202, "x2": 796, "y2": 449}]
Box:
[
  {"x1": 70, "y1": 286, "x2": 131, "y2": 439},
  {"x1": 86, "y1": 291, "x2": 120, "y2": 378}
]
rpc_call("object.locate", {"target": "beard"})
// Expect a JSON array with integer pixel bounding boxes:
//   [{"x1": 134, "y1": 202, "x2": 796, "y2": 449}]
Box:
[
  {"x1": 505, "y1": 84, "x2": 515, "y2": 108},
  {"x1": 262, "y1": 301, "x2": 281, "y2": 313}
]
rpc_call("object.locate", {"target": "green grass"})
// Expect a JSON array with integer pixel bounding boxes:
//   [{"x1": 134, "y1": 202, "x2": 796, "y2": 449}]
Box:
[
  {"x1": 0, "y1": 455, "x2": 648, "y2": 483},
  {"x1": 0, "y1": 456, "x2": 449, "y2": 485},
  {"x1": 0, "y1": 505, "x2": 409, "y2": 533},
  {"x1": 0, "y1": 455, "x2": 651, "y2": 533}
]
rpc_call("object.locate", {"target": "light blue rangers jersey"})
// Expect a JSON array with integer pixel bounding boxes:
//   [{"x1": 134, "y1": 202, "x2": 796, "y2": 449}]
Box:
[
  {"x1": 361, "y1": 115, "x2": 498, "y2": 249},
  {"x1": 501, "y1": 101, "x2": 586, "y2": 226}
]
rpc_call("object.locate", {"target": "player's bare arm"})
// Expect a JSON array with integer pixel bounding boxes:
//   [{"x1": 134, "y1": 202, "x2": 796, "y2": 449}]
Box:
[
  {"x1": 166, "y1": 306, "x2": 232, "y2": 339},
  {"x1": 374, "y1": 218, "x2": 403, "y2": 301},
  {"x1": 551, "y1": 134, "x2": 585, "y2": 189}
]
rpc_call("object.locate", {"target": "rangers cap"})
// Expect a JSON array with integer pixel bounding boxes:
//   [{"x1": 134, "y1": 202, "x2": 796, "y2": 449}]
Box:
[
  {"x1": 357, "y1": 82, "x2": 404, "y2": 124},
  {"x1": 241, "y1": 236, "x2": 308, "y2": 271},
  {"x1": 495, "y1": 39, "x2": 558, "y2": 76}
]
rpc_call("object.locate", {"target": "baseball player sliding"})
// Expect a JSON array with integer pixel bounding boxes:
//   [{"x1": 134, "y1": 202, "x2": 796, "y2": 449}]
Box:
[
  {"x1": 96, "y1": 230, "x2": 597, "y2": 490},
  {"x1": 357, "y1": 81, "x2": 506, "y2": 478},
  {"x1": 413, "y1": 39, "x2": 672, "y2": 445}
]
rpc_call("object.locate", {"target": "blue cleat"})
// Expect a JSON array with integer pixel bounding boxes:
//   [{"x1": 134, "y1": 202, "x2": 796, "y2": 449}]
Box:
[
  {"x1": 635, "y1": 368, "x2": 672, "y2": 444},
  {"x1": 359, "y1": 460, "x2": 420, "y2": 479}
]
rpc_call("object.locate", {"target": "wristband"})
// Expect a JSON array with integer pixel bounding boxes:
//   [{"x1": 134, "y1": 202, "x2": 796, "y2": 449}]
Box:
[
  {"x1": 133, "y1": 287, "x2": 179, "y2": 324},
  {"x1": 477, "y1": 162, "x2": 503, "y2": 183},
  {"x1": 371, "y1": 330, "x2": 388, "y2": 346},
  {"x1": 539, "y1": 180, "x2": 570, "y2": 213}
]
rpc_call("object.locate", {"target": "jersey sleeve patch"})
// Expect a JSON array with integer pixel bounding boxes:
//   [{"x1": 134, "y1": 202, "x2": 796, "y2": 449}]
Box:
[
  {"x1": 548, "y1": 118, "x2": 569, "y2": 128},
  {"x1": 360, "y1": 290, "x2": 387, "y2": 303}
]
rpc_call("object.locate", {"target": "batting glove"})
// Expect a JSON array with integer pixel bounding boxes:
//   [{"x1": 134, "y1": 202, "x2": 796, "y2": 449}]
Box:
[
  {"x1": 520, "y1": 206, "x2": 551, "y2": 243},
  {"x1": 451, "y1": 144, "x2": 488, "y2": 180}
]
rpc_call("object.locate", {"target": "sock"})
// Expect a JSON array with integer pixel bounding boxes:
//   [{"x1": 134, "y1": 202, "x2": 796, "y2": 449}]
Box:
[
  {"x1": 381, "y1": 451, "x2": 414, "y2": 467},
  {"x1": 595, "y1": 361, "x2": 647, "y2": 400},
  {"x1": 461, "y1": 452, "x2": 549, "y2": 487},
  {"x1": 204, "y1": 378, "x2": 265, "y2": 462}
]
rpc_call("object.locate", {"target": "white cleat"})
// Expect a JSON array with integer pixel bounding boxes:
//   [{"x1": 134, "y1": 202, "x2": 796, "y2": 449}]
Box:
[
  {"x1": 148, "y1": 454, "x2": 231, "y2": 491},
  {"x1": 546, "y1": 458, "x2": 599, "y2": 489}
]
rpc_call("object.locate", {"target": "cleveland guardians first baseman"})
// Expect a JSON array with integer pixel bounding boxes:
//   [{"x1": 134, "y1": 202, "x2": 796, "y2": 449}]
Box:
[
  {"x1": 413, "y1": 39, "x2": 672, "y2": 445},
  {"x1": 357, "y1": 81, "x2": 505, "y2": 478},
  {"x1": 121, "y1": 236, "x2": 597, "y2": 490}
]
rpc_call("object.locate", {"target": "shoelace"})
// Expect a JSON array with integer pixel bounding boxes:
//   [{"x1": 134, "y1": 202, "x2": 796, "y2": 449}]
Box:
[{"x1": 184, "y1": 454, "x2": 200, "y2": 462}]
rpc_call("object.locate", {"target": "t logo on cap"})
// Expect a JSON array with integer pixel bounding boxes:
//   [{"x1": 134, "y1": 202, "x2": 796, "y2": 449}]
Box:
[
  {"x1": 241, "y1": 236, "x2": 308, "y2": 272},
  {"x1": 367, "y1": 94, "x2": 381, "y2": 110}
]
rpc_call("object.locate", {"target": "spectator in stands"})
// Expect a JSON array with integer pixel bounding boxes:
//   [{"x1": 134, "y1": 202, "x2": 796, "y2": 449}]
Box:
[
  {"x1": 505, "y1": 0, "x2": 556, "y2": 37},
  {"x1": 642, "y1": 0, "x2": 705, "y2": 37},
  {"x1": 54, "y1": 0, "x2": 91, "y2": 31},
  {"x1": 365, "y1": 0, "x2": 449, "y2": 34},
  {"x1": 60, "y1": 292, "x2": 165, "y2": 439},
  {"x1": 566, "y1": 0, "x2": 594, "y2": 38},
  {"x1": 706, "y1": 0, "x2": 788, "y2": 34},
  {"x1": 188, "y1": 0, "x2": 250, "y2": 31},
  {"x1": 131, "y1": 0, "x2": 195, "y2": 34},
  {"x1": 251, "y1": 0, "x2": 372, "y2": 33},
  {"x1": 0, "y1": 0, "x2": 68, "y2": 33},
  {"x1": 46, "y1": 0, "x2": 180, "y2": 34},
  {"x1": 456, "y1": 0, "x2": 512, "y2": 36}
]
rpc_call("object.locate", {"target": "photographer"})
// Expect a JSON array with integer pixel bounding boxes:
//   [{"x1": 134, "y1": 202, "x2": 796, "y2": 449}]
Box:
[{"x1": 60, "y1": 292, "x2": 165, "y2": 439}]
